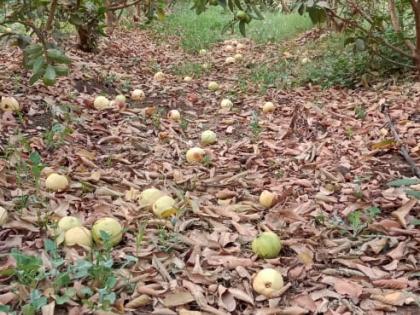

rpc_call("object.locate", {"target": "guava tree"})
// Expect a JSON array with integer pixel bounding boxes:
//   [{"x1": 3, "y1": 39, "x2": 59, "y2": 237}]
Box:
[
  {"x1": 0, "y1": 0, "x2": 163, "y2": 86},
  {"x1": 292, "y1": 0, "x2": 420, "y2": 71}
]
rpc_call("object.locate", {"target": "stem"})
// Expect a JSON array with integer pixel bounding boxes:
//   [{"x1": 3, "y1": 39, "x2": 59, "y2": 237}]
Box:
[
  {"x1": 107, "y1": 0, "x2": 143, "y2": 11},
  {"x1": 46, "y1": 0, "x2": 58, "y2": 31}
]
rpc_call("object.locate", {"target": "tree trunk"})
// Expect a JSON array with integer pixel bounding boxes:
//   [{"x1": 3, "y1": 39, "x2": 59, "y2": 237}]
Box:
[
  {"x1": 76, "y1": 26, "x2": 98, "y2": 53},
  {"x1": 410, "y1": 0, "x2": 420, "y2": 71}
]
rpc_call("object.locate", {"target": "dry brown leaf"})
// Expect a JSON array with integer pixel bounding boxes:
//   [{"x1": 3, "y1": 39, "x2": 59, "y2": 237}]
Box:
[
  {"x1": 162, "y1": 291, "x2": 195, "y2": 308},
  {"x1": 125, "y1": 294, "x2": 152, "y2": 308},
  {"x1": 391, "y1": 199, "x2": 417, "y2": 227}
]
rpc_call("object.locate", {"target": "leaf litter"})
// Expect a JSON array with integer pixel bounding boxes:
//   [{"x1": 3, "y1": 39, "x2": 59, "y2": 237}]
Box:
[{"x1": 0, "y1": 29, "x2": 419, "y2": 314}]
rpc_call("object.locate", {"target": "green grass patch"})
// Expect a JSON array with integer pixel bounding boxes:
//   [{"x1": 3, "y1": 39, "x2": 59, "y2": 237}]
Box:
[
  {"x1": 148, "y1": 2, "x2": 312, "y2": 52},
  {"x1": 172, "y1": 61, "x2": 206, "y2": 77},
  {"x1": 245, "y1": 32, "x2": 413, "y2": 91}
]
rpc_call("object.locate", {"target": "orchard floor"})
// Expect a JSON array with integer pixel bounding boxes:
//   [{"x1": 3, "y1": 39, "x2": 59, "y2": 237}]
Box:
[{"x1": 0, "y1": 29, "x2": 419, "y2": 314}]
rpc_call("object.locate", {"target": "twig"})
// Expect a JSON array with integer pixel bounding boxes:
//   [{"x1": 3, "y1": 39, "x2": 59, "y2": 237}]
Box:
[{"x1": 381, "y1": 103, "x2": 420, "y2": 178}]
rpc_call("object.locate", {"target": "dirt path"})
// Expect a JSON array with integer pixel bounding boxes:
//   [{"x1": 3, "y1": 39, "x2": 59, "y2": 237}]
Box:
[{"x1": 0, "y1": 29, "x2": 419, "y2": 314}]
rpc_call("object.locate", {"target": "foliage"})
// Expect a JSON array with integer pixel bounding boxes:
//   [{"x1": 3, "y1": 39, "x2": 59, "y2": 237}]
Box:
[{"x1": 293, "y1": 0, "x2": 420, "y2": 70}]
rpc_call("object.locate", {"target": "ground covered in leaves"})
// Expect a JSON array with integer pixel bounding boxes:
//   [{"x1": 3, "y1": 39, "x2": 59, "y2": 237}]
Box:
[{"x1": 0, "y1": 28, "x2": 419, "y2": 315}]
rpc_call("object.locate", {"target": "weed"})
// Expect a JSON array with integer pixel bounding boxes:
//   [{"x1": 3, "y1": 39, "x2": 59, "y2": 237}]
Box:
[
  {"x1": 250, "y1": 111, "x2": 262, "y2": 140},
  {"x1": 172, "y1": 61, "x2": 205, "y2": 77},
  {"x1": 152, "y1": 109, "x2": 163, "y2": 129},
  {"x1": 135, "y1": 222, "x2": 147, "y2": 255},
  {"x1": 149, "y1": 3, "x2": 311, "y2": 52},
  {"x1": 43, "y1": 123, "x2": 73, "y2": 151},
  {"x1": 202, "y1": 154, "x2": 212, "y2": 168},
  {"x1": 10, "y1": 249, "x2": 45, "y2": 287},
  {"x1": 354, "y1": 105, "x2": 367, "y2": 120},
  {"x1": 180, "y1": 116, "x2": 189, "y2": 131},
  {"x1": 345, "y1": 127, "x2": 354, "y2": 139}
]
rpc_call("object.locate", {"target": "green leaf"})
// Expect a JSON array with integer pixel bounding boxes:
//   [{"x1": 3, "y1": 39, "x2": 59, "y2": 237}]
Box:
[
  {"x1": 406, "y1": 190, "x2": 420, "y2": 199},
  {"x1": 43, "y1": 64, "x2": 57, "y2": 86},
  {"x1": 54, "y1": 64, "x2": 69, "y2": 76},
  {"x1": 29, "y1": 66, "x2": 45, "y2": 85},
  {"x1": 239, "y1": 20, "x2": 246, "y2": 36},
  {"x1": 32, "y1": 56, "x2": 46, "y2": 74},
  {"x1": 24, "y1": 43, "x2": 43, "y2": 57},
  {"x1": 387, "y1": 178, "x2": 420, "y2": 187},
  {"x1": 46, "y1": 49, "x2": 71, "y2": 64},
  {"x1": 29, "y1": 151, "x2": 42, "y2": 165}
]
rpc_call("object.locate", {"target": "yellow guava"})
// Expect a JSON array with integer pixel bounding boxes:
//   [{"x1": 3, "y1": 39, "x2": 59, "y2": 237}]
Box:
[
  {"x1": 58, "y1": 216, "x2": 82, "y2": 232},
  {"x1": 201, "y1": 130, "x2": 217, "y2": 145},
  {"x1": 220, "y1": 99, "x2": 233, "y2": 109},
  {"x1": 259, "y1": 190, "x2": 276, "y2": 208},
  {"x1": 94, "y1": 96, "x2": 110, "y2": 110},
  {"x1": 0, "y1": 96, "x2": 20, "y2": 112},
  {"x1": 168, "y1": 110, "x2": 181, "y2": 121},
  {"x1": 186, "y1": 147, "x2": 206, "y2": 163},
  {"x1": 152, "y1": 195, "x2": 177, "y2": 218},
  {"x1": 208, "y1": 81, "x2": 219, "y2": 91},
  {"x1": 92, "y1": 217, "x2": 123, "y2": 246},
  {"x1": 45, "y1": 173, "x2": 69, "y2": 192},
  {"x1": 0, "y1": 206, "x2": 8, "y2": 226},
  {"x1": 251, "y1": 231, "x2": 282, "y2": 259},
  {"x1": 262, "y1": 102, "x2": 275, "y2": 113},
  {"x1": 131, "y1": 89, "x2": 145, "y2": 101},
  {"x1": 64, "y1": 226, "x2": 92, "y2": 248},
  {"x1": 252, "y1": 268, "x2": 284, "y2": 298},
  {"x1": 138, "y1": 188, "x2": 165, "y2": 209}
]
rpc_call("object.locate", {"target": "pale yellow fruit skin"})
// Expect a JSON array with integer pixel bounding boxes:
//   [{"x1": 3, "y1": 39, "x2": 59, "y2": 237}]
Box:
[
  {"x1": 184, "y1": 76, "x2": 192, "y2": 82},
  {"x1": 220, "y1": 99, "x2": 233, "y2": 109},
  {"x1": 154, "y1": 71, "x2": 165, "y2": 81},
  {"x1": 0, "y1": 97, "x2": 20, "y2": 112},
  {"x1": 5, "y1": 28, "x2": 12, "y2": 33},
  {"x1": 131, "y1": 89, "x2": 145, "y2": 101},
  {"x1": 115, "y1": 95, "x2": 126, "y2": 104},
  {"x1": 45, "y1": 173, "x2": 69, "y2": 192},
  {"x1": 92, "y1": 217, "x2": 123, "y2": 246},
  {"x1": 58, "y1": 216, "x2": 82, "y2": 232},
  {"x1": 64, "y1": 226, "x2": 92, "y2": 248},
  {"x1": 199, "y1": 49, "x2": 207, "y2": 55},
  {"x1": 251, "y1": 231, "x2": 282, "y2": 259},
  {"x1": 259, "y1": 190, "x2": 276, "y2": 208},
  {"x1": 234, "y1": 53, "x2": 243, "y2": 61},
  {"x1": 138, "y1": 188, "x2": 165, "y2": 209},
  {"x1": 224, "y1": 45, "x2": 234, "y2": 52},
  {"x1": 201, "y1": 130, "x2": 217, "y2": 145},
  {"x1": 225, "y1": 57, "x2": 235, "y2": 64},
  {"x1": 153, "y1": 196, "x2": 177, "y2": 218},
  {"x1": 168, "y1": 110, "x2": 181, "y2": 121},
  {"x1": 262, "y1": 102, "x2": 275, "y2": 113},
  {"x1": 186, "y1": 147, "x2": 206, "y2": 163},
  {"x1": 301, "y1": 57, "x2": 310, "y2": 64},
  {"x1": 94, "y1": 96, "x2": 110, "y2": 110},
  {"x1": 0, "y1": 206, "x2": 8, "y2": 226},
  {"x1": 236, "y1": 43, "x2": 245, "y2": 50},
  {"x1": 253, "y1": 268, "x2": 284, "y2": 298},
  {"x1": 202, "y1": 63, "x2": 210, "y2": 69},
  {"x1": 208, "y1": 82, "x2": 219, "y2": 91}
]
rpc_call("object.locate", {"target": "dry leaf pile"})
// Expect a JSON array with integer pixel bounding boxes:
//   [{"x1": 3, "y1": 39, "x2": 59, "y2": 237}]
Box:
[{"x1": 0, "y1": 29, "x2": 419, "y2": 314}]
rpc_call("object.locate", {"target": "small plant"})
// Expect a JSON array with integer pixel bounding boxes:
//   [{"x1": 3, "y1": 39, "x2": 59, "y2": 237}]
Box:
[
  {"x1": 10, "y1": 249, "x2": 45, "y2": 287},
  {"x1": 152, "y1": 109, "x2": 163, "y2": 129},
  {"x1": 354, "y1": 105, "x2": 367, "y2": 120},
  {"x1": 201, "y1": 154, "x2": 213, "y2": 168},
  {"x1": 345, "y1": 127, "x2": 354, "y2": 139},
  {"x1": 250, "y1": 111, "x2": 262, "y2": 140},
  {"x1": 135, "y1": 222, "x2": 148, "y2": 255},
  {"x1": 43, "y1": 123, "x2": 72, "y2": 151},
  {"x1": 179, "y1": 117, "x2": 189, "y2": 131},
  {"x1": 28, "y1": 151, "x2": 45, "y2": 190}
]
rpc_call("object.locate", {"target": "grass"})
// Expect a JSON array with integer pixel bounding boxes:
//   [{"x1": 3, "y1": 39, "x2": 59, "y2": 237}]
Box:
[{"x1": 149, "y1": 2, "x2": 312, "y2": 52}]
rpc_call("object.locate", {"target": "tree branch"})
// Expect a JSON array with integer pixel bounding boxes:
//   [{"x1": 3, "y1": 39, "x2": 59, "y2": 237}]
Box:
[
  {"x1": 46, "y1": 0, "x2": 58, "y2": 31},
  {"x1": 107, "y1": 0, "x2": 143, "y2": 11}
]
